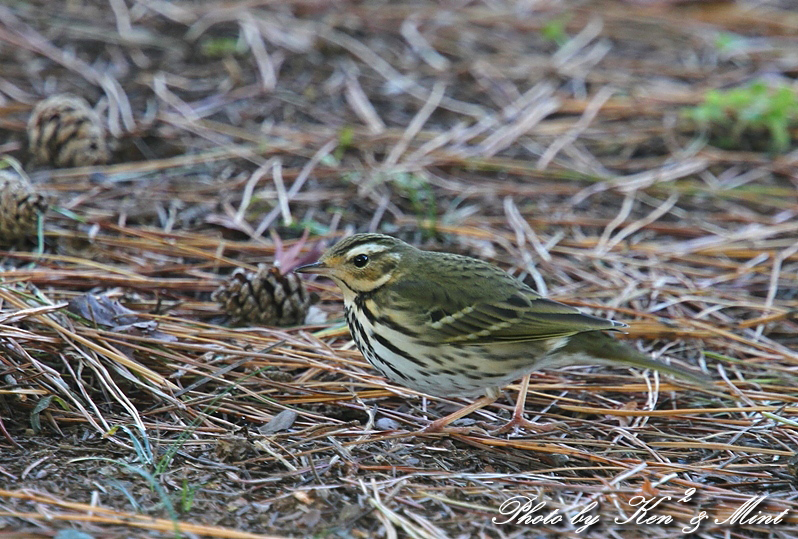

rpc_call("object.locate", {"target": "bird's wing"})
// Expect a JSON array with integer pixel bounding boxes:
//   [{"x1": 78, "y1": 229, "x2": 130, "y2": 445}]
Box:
[{"x1": 385, "y1": 267, "x2": 623, "y2": 345}]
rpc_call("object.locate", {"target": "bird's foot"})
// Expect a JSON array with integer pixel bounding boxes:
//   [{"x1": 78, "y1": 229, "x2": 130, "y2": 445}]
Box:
[{"x1": 420, "y1": 394, "x2": 499, "y2": 434}]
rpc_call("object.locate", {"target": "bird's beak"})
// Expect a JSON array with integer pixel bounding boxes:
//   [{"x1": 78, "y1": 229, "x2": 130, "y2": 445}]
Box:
[{"x1": 294, "y1": 261, "x2": 331, "y2": 275}]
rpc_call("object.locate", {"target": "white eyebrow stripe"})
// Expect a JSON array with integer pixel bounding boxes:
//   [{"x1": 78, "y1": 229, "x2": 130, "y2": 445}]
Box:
[{"x1": 347, "y1": 244, "x2": 390, "y2": 259}]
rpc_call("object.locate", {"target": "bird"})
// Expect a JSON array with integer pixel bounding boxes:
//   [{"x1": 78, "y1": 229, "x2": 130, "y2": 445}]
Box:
[{"x1": 296, "y1": 233, "x2": 706, "y2": 432}]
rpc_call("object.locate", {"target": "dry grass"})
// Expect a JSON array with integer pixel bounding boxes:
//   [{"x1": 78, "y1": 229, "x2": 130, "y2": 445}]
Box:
[{"x1": 1, "y1": 0, "x2": 798, "y2": 537}]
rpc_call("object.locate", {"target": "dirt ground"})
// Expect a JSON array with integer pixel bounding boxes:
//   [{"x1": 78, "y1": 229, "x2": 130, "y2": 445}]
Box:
[{"x1": 1, "y1": 0, "x2": 798, "y2": 537}]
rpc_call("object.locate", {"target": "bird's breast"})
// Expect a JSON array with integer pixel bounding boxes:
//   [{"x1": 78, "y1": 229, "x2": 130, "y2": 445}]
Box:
[{"x1": 341, "y1": 297, "x2": 561, "y2": 397}]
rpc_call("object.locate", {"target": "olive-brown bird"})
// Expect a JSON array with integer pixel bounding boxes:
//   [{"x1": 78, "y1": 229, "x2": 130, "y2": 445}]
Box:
[{"x1": 296, "y1": 233, "x2": 704, "y2": 432}]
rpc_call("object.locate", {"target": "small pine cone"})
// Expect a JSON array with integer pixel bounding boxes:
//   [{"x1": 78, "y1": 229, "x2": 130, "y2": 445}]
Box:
[
  {"x1": 213, "y1": 264, "x2": 314, "y2": 327},
  {"x1": 0, "y1": 169, "x2": 48, "y2": 246},
  {"x1": 27, "y1": 94, "x2": 109, "y2": 168}
]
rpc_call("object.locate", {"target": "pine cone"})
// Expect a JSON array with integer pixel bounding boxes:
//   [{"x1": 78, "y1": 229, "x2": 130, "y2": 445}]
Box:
[
  {"x1": 0, "y1": 169, "x2": 48, "y2": 246},
  {"x1": 27, "y1": 94, "x2": 109, "y2": 168},
  {"x1": 213, "y1": 264, "x2": 315, "y2": 327}
]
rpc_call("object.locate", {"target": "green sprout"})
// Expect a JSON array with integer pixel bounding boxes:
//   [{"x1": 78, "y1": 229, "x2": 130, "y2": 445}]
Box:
[
  {"x1": 334, "y1": 126, "x2": 355, "y2": 162},
  {"x1": 200, "y1": 36, "x2": 247, "y2": 58},
  {"x1": 686, "y1": 81, "x2": 798, "y2": 153},
  {"x1": 541, "y1": 16, "x2": 570, "y2": 47}
]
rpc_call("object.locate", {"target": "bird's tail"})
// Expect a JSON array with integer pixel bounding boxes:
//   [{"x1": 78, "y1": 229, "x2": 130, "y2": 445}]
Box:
[{"x1": 556, "y1": 331, "x2": 709, "y2": 384}]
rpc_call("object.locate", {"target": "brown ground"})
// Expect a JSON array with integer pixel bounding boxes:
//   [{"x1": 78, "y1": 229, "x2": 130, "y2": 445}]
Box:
[{"x1": 1, "y1": 0, "x2": 798, "y2": 538}]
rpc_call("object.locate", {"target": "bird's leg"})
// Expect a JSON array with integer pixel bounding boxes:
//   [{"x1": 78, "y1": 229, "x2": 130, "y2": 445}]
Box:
[
  {"x1": 491, "y1": 374, "x2": 551, "y2": 434},
  {"x1": 423, "y1": 394, "x2": 499, "y2": 433}
]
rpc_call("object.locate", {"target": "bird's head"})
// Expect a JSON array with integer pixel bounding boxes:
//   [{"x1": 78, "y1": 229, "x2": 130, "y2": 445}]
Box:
[{"x1": 295, "y1": 234, "x2": 412, "y2": 295}]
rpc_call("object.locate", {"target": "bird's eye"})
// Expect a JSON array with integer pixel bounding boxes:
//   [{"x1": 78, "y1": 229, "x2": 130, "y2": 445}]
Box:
[{"x1": 352, "y1": 254, "x2": 369, "y2": 268}]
